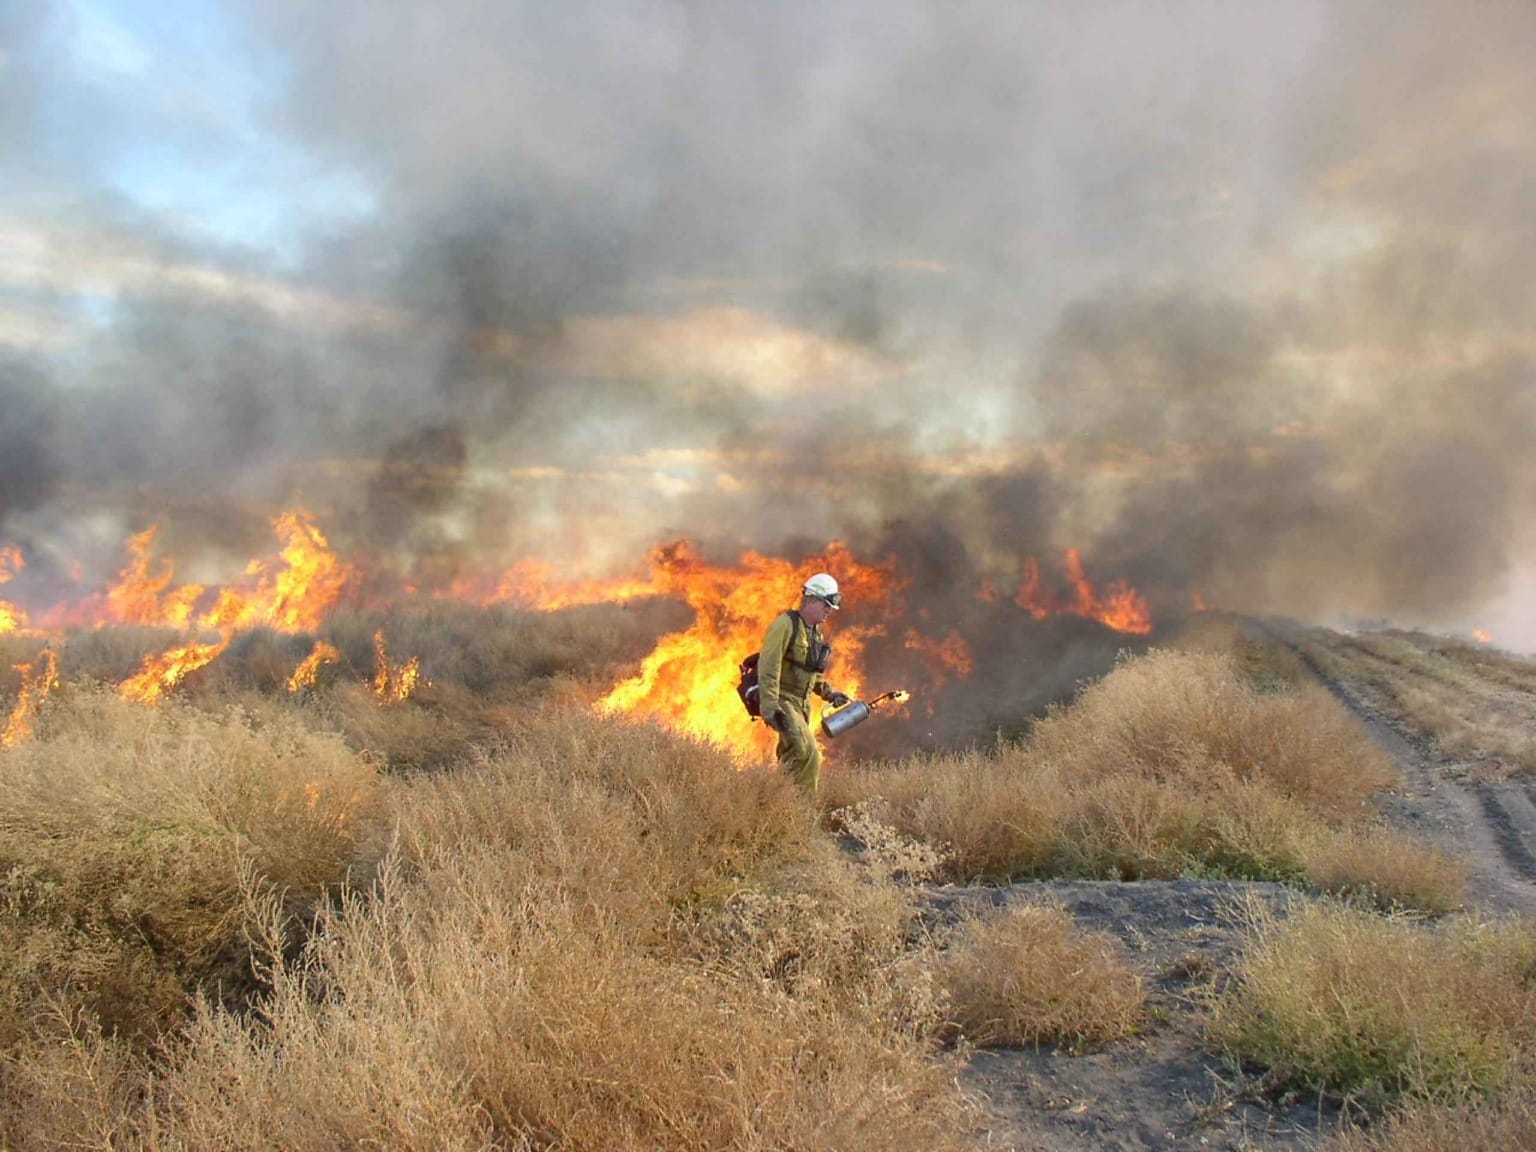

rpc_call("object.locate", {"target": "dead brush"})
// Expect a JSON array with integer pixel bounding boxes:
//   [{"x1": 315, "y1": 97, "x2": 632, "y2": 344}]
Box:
[
  {"x1": 47, "y1": 625, "x2": 186, "y2": 686},
  {"x1": 321, "y1": 599, "x2": 686, "y2": 696},
  {"x1": 675, "y1": 836, "x2": 940, "y2": 1036},
  {"x1": 0, "y1": 702, "x2": 974, "y2": 1151},
  {"x1": 316, "y1": 680, "x2": 486, "y2": 772},
  {"x1": 0, "y1": 1006, "x2": 146, "y2": 1152},
  {"x1": 1304, "y1": 826, "x2": 1468, "y2": 913},
  {"x1": 1172, "y1": 614, "x2": 1311, "y2": 692},
  {"x1": 79, "y1": 853, "x2": 975, "y2": 1152},
  {"x1": 1052, "y1": 771, "x2": 1221, "y2": 879},
  {"x1": 823, "y1": 749, "x2": 1068, "y2": 882},
  {"x1": 0, "y1": 688, "x2": 380, "y2": 1047},
  {"x1": 1210, "y1": 901, "x2": 1536, "y2": 1108},
  {"x1": 1322, "y1": 1093, "x2": 1536, "y2": 1152},
  {"x1": 832, "y1": 649, "x2": 1404, "y2": 892},
  {"x1": 1055, "y1": 773, "x2": 1311, "y2": 882},
  {"x1": 829, "y1": 798, "x2": 949, "y2": 884},
  {"x1": 1026, "y1": 649, "x2": 1395, "y2": 814},
  {"x1": 386, "y1": 706, "x2": 816, "y2": 923},
  {"x1": 937, "y1": 903, "x2": 1144, "y2": 1049}
]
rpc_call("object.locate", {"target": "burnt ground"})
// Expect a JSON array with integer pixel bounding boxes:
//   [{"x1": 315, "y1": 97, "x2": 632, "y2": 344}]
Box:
[{"x1": 926, "y1": 623, "x2": 1536, "y2": 1152}]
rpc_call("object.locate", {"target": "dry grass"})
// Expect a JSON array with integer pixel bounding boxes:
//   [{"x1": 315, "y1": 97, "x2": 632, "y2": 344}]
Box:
[
  {"x1": 0, "y1": 679, "x2": 976, "y2": 1151},
  {"x1": 386, "y1": 707, "x2": 820, "y2": 935},
  {"x1": 0, "y1": 604, "x2": 1498, "y2": 1146},
  {"x1": 1026, "y1": 649, "x2": 1394, "y2": 816},
  {"x1": 1211, "y1": 901, "x2": 1536, "y2": 1108},
  {"x1": 98, "y1": 856, "x2": 966, "y2": 1152},
  {"x1": 939, "y1": 904, "x2": 1144, "y2": 1049},
  {"x1": 1174, "y1": 613, "x2": 1312, "y2": 693},
  {"x1": 822, "y1": 751, "x2": 1068, "y2": 881},
  {"x1": 1304, "y1": 826, "x2": 1468, "y2": 913},
  {"x1": 1322, "y1": 1093, "x2": 1536, "y2": 1151},
  {"x1": 1297, "y1": 628, "x2": 1536, "y2": 775},
  {"x1": 0, "y1": 688, "x2": 379, "y2": 1048},
  {"x1": 827, "y1": 647, "x2": 1421, "y2": 901},
  {"x1": 320, "y1": 599, "x2": 688, "y2": 697}
]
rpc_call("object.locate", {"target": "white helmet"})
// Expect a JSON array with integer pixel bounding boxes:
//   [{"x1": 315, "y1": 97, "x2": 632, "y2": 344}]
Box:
[{"x1": 802, "y1": 572, "x2": 841, "y2": 609}]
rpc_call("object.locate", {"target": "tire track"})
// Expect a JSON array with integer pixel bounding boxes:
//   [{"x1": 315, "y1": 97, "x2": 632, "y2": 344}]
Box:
[
  {"x1": 1473, "y1": 785, "x2": 1536, "y2": 883},
  {"x1": 1261, "y1": 621, "x2": 1536, "y2": 917}
]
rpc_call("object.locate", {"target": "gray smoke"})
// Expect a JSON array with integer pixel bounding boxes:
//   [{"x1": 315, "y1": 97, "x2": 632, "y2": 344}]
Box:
[
  {"x1": 3, "y1": 0, "x2": 1535, "y2": 652},
  {"x1": 0, "y1": 360, "x2": 60, "y2": 524}
]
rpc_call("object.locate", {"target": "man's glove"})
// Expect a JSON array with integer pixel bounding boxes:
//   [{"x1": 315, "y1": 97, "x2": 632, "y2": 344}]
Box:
[
  {"x1": 761, "y1": 703, "x2": 783, "y2": 730},
  {"x1": 825, "y1": 690, "x2": 852, "y2": 708}
]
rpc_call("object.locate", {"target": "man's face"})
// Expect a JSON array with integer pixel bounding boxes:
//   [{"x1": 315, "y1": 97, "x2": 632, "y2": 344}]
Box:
[{"x1": 802, "y1": 596, "x2": 833, "y2": 625}]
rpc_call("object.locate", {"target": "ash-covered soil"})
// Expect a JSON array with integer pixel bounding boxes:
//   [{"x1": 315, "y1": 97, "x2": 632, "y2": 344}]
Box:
[{"x1": 936, "y1": 622, "x2": 1536, "y2": 1151}]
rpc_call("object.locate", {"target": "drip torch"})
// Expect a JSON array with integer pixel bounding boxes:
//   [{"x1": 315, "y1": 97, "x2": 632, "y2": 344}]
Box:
[{"x1": 820, "y1": 689, "x2": 911, "y2": 739}]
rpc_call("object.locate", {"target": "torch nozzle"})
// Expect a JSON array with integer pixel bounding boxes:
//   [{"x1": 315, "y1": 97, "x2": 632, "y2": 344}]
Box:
[{"x1": 869, "y1": 689, "x2": 911, "y2": 709}]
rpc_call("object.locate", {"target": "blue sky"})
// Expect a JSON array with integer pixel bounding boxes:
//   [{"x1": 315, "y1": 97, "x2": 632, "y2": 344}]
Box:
[{"x1": 29, "y1": 0, "x2": 374, "y2": 261}]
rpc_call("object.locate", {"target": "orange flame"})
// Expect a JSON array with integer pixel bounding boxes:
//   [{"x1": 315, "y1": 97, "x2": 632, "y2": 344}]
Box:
[
  {"x1": 481, "y1": 557, "x2": 669, "y2": 612},
  {"x1": 1015, "y1": 557, "x2": 1051, "y2": 621},
  {"x1": 0, "y1": 546, "x2": 25, "y2": 635},
  {"x1": 107, "y1": 527, "x2": 204, "y2": 628},
  {"x1": 288, "y1": 641, "x2": 342, "y2": 693},
  {"x1": 119, "y1": 635, "x2": 231, "y2": 705},
  {"x1": 593, "y1": 540, "x2": 902, "y2": 759},
  {"x1": 290, "y1": 780, "x2": 360, "y2": 833},
  {"x1": 105, "y1": 507, "x2": 397, "y2": 704},
  {"x1": 1473, "y1": 629, "x2": 1494, "y2": 645},
  {"x1": 1014, "y1": 549, "x2": 1153, "y2": 635},
  {"x1": 96, "y1": 511, "x2": 353, "y2": 704},
  {"x1": 903, "y1": 628, "x2": 975, "y2": 689},
  {"x1": 2, "y1": 649, "x2": 59, "y2": 747},
  {"x1": 200, "y1": 511, "x2": 352, "y2": 634},
  {"x1": 372, "y1": 631, "x2": 420, "y2": 702}
]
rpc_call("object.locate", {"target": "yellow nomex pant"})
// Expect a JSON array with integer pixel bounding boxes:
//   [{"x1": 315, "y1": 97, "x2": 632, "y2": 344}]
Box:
[{"x1": 774, "y1": 697, "x2": 821, "y2": 796}]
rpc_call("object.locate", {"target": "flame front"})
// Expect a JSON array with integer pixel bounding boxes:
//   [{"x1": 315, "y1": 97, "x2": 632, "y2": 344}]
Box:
[
  {"x1": 288, "y1": 641, "x2": 342, "y2": 692},
  {"x1": 373, "y1": 631, "x2": 420, "y2": 702},
  {"x1": 2, "y1": 649, "x2": 59, "y2": 747},
  {"x1": 0, "y1": 503, "x2": 1161, "y2": 740},
  {"x1": 108, "y1": 527, "x2": 204, "y2": 628},
  {"x1": 1014, "y1": 549, "x2": 1153, "y2": 635},
  {"x1": 108, "y1": 511, "x2": 353, "y2": 705},
  {"x1": 200, "y1": 511, "x2": 352, "y2": 634},
  {"x1": 119, "y1": 636, "x2": 231, "y2": 705},
  {"x1": 594, "y1": 540, "x2": 900, "y2": 759},
  {"x1": 0, "y1": 547, "x2": 25, "y2": 635},
  {"x1": 481, "y1": 557, "x2": 669, "y2": 611}
]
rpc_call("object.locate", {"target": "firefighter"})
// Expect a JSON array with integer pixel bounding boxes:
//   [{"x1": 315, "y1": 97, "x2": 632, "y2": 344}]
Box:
[{"x1": 757, "y1": 572, "x2": 851, "y2": 796}]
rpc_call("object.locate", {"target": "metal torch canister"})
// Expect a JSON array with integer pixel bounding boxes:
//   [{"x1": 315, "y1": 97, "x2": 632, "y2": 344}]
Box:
[{"x1": 820, "y1": 699, "x2": 872, "y2": 738}]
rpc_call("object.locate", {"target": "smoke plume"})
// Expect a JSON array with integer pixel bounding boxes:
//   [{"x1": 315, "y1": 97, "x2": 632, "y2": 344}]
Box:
[{"x1": 3, "y1": 0, "x2": 1535, "y2": 656}]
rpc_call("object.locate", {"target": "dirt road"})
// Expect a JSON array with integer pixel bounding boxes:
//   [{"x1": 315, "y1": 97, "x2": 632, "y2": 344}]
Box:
[{"x1": 1267, "y1": 621, "x2": 1536, "y2": 919}]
